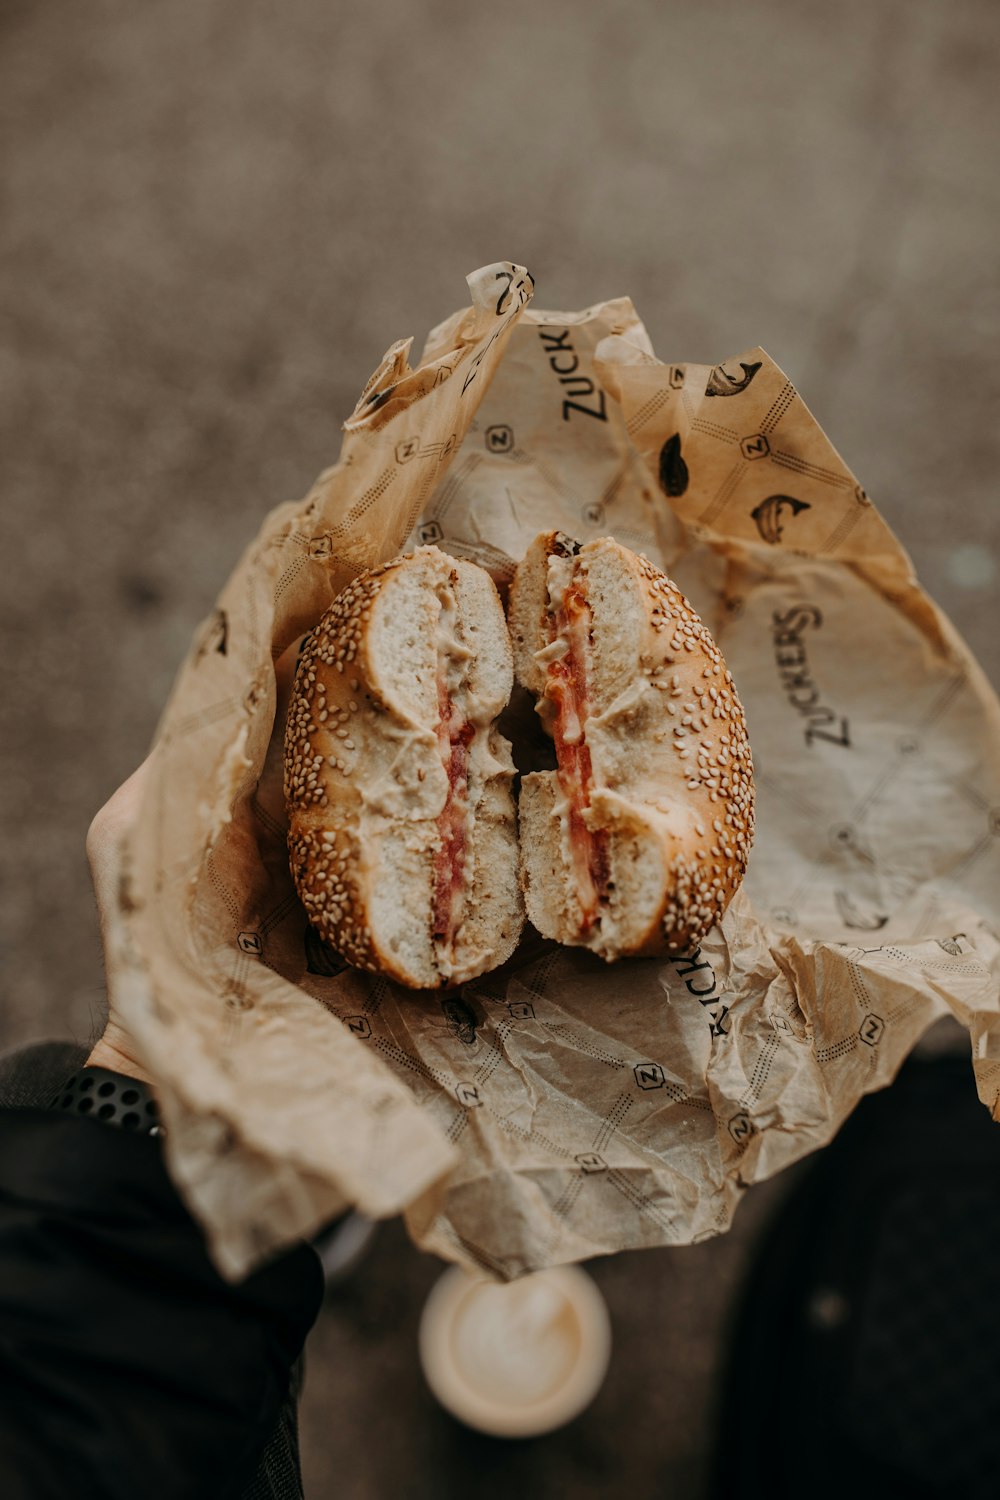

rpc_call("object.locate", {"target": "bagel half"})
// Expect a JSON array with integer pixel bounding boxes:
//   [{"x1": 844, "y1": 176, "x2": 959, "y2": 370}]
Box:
[
  {"x1": 508, "y1": 532, "x2": 755, "y2": 960},
  {"x1": 285, "y1": 546, "x2": 523, "y2": 989}
]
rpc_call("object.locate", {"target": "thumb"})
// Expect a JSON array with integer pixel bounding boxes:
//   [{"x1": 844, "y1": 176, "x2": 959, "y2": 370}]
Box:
[{"x1": 86, "y1": 758, "x2": 154, "y2": 1081}]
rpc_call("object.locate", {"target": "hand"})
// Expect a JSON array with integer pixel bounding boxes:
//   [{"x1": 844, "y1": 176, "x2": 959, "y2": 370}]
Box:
[{"x1": 85, "y1": 761, "x2": 153, "y2": 1084}]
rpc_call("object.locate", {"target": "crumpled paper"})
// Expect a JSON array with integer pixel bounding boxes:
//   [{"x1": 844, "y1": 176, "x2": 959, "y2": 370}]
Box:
[{"x1": 106, "y1": 262, "x2": 1000, "y2": 1280}]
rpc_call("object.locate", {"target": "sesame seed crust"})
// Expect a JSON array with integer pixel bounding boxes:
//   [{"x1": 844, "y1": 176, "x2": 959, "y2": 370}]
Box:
[
  {"x1": 283, "y1": 558, "x2": 399, "y2": 977},
  {"x1": 630, "y1": 546, "x2": 756, "y2": 953}
]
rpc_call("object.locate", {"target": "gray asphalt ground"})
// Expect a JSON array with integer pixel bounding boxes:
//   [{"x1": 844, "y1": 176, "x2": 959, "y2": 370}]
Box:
[{"x1": 2, "y1": 1, "x2": 998, "y2": 1494}]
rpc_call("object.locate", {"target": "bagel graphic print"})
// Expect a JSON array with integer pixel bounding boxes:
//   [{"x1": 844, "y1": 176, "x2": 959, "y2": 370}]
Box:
[
  {"x1": 751, "y1": 493, "x2": 812, "y2": 543},
  {"x1": 704, "y1": 359, "x2": 763, "y2": 397}
]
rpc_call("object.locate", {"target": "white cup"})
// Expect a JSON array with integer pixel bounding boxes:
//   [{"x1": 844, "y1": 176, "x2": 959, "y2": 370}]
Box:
[{"x1": 418, "y1": 1263, "x2": 612, "y2": 1438}]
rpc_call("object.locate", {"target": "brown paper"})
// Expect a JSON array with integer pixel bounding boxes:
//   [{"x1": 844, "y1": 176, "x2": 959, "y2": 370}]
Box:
[{"x1": 106, "y1": 263, "x2": 1000, "y2": 1280}]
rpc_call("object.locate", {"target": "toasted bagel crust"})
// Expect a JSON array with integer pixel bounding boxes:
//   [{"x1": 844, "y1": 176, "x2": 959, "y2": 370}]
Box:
[{"x1": 510, "y1": 532, "x2": 755, "y2": 959}]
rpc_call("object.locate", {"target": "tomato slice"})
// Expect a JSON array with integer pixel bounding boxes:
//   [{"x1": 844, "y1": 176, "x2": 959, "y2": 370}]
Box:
[
  {"x1": 432, "y1": 679, "x2": 475, "y2": 950},
  {"x1": 546, "y1": 583, "x2": 609, "y2": 931}
]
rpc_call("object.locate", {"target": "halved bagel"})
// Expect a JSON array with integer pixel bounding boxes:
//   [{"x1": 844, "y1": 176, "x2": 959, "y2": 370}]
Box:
[
  {"x1": 508, "y1": 532, "x2": 755, "y2": 960},
  {"x1": 285, "y1": 546, "x2": 523, "y2": 989}
]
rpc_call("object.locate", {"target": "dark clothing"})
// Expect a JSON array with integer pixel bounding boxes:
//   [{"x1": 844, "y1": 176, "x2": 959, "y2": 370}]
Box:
[
  {"x1": 0, "y1": 1048, "x2": 323, "y2": 1500},
  {"x1": 711, "y1": 1055, "x2": 1000, "y2": 1500}
]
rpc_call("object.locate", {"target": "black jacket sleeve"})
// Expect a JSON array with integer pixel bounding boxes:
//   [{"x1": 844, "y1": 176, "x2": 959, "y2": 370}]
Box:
[{"x1": 0, "y1": 1107, "x2": 324, "y2": 1500}]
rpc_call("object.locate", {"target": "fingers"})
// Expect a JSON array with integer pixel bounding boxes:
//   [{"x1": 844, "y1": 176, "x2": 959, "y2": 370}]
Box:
[
  {"x1": 86, "y1": 759, "x2": 153, "y2": 885},
  {"x1": 87, "y1": 760, "x2": 154, "y2": 1078},
  {"x1": 87, "y1": 759, "x2": 154, "y2": 932}
]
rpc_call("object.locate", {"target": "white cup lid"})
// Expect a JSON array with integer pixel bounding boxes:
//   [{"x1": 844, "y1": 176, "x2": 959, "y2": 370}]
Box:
[{"x1": 418, "y1": 1264, "x2": 612, "y2": 1438}]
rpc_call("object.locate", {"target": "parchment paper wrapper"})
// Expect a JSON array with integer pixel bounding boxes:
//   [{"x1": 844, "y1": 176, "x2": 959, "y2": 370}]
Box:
[{"x1": 108, "y1": 263, "x2": 1000, "y2": 1280}]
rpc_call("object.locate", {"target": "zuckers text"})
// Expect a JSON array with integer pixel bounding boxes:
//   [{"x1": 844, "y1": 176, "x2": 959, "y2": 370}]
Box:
[{"x1": 772, "y1": 604, "x2": 850, "y2": 748}]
